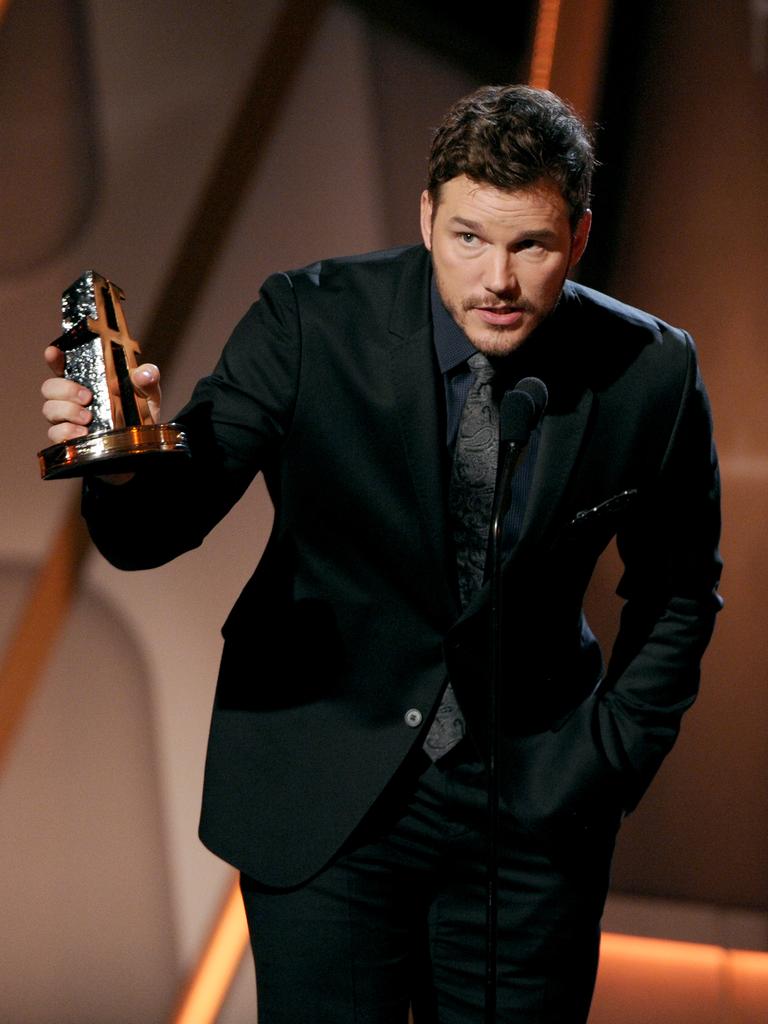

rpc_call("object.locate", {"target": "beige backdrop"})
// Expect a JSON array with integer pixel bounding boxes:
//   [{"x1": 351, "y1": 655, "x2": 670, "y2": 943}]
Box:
[{"x1": 1, "y1": 1, "x2": 766, "y2": 1020}]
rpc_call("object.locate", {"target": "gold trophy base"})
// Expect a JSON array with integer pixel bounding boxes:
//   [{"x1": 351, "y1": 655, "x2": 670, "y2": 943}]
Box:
[{"x1": 39, "y1": 422, "x2": 191, "y2": 480}]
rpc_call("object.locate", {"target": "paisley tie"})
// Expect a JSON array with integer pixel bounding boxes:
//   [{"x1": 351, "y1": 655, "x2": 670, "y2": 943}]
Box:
[{"x1": 424, "y1": 352, "x2": 497, "y2": 760}]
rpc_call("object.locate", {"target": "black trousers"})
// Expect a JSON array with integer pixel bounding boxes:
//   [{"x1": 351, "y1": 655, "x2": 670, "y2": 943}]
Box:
[{"x1": 240, "y1": 740, "x2": 617, "y2": 1023}]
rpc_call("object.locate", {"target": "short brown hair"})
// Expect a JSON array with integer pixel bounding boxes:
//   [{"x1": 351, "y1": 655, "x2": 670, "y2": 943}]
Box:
[{"x1": 427, "y1": 85, "x2": 594, "y2": 225}]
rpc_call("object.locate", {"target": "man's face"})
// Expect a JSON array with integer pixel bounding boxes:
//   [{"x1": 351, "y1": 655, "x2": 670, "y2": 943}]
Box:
[{"x1": 420, "y1": 175, "x2": 591, "y2": 356}]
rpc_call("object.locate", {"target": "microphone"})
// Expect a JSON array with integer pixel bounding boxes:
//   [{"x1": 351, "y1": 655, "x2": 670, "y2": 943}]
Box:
[
  {"x1": 499, "y1": 376, "x2": 548, "y2": 446},
  {"x1": 492, "y1": 377, "x2": 548, "y2": 528}
]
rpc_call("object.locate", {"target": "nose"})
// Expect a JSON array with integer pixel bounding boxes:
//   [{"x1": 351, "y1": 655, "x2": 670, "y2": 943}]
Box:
[{"x1": 482, "y1": 250, "x2": 517, "y2": 297}]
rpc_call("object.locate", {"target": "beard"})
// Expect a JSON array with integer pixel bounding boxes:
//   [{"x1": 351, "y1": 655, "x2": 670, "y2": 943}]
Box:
[{"x1": 432, "y1": 265, "x2": 567, "y2": 357}]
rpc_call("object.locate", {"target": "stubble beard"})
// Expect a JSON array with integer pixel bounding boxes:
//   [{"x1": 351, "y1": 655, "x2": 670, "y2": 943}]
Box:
[
  {"x1": 435, "y1": 278, "x2": 536, "y2": 357},
  {"x1": 433, "y1": 266, "x2": 567, "y2": 357}
]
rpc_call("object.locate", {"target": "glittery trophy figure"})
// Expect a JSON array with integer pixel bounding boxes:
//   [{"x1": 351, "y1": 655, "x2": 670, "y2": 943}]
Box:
[{"x1": 38, "y1": 271, "x2": 190, "y2": 479}]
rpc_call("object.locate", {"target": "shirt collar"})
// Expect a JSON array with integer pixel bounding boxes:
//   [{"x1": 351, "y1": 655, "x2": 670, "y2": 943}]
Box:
[{"x1": 430, "y1": 277, "x2": 477, "y2": 374}]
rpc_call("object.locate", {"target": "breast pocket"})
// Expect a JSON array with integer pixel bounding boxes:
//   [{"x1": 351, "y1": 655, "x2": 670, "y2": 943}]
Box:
[{"x1": 566, "y1": 488, "x2": 639, "y2": 533}]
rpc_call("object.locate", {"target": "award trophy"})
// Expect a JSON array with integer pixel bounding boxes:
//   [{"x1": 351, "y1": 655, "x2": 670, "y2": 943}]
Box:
[{"x1": 38, "y1": 271, "x2": 190, "y2": 479}]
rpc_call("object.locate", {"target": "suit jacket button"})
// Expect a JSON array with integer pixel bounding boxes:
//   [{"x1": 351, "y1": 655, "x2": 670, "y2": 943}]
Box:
[{"x1": 404, "y1": 708, "x2": 423, "y2": 727}]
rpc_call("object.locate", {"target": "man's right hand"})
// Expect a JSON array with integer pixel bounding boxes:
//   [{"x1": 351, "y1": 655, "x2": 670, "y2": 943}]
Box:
[
  {"x1": 41, "y1": 347, "x2": 163, "y2": 484},
  {"x1": 41, "y1": 346, "x2": 163, "y2": 444}
]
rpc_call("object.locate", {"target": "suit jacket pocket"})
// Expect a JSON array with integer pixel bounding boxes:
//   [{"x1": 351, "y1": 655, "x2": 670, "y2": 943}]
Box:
[
  {"x1": 567, "y1": 488, "x2": 639, "y2": 530},
  {"x1": 500, "y1": 694, "x2": 628, "y2": 840}
]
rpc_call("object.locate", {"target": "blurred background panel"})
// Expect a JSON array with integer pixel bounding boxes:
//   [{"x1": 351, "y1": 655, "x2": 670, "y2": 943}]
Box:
[
  {"x1": 581, "y1": 0, "x2": 768, "y2": 921},
  {"x1": 0, "y1": 0, "x2": 98, "y2": 276},
  {"x1": 1, "y1": 1, "x2": 766, "y2": 1020}
]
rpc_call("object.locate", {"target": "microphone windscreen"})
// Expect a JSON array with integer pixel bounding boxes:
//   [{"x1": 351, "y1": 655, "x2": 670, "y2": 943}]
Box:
[{"x1": 500, "y1": 377, "x2": 548, "y2": 444}]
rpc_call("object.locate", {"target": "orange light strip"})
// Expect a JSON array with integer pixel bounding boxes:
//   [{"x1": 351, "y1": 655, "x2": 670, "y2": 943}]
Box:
[
  {"x1": 170, "y1": 875, "x2": 249, "y2": 1024},
  {"x1": 595, "y1": 931, "x2": 768, "y2": 1019},
  {"x1": 601, "y1": 930, "x2": 725, "y2": 968},
  {"x1": 601, "y1": 930, "x2": 768, "y2": 983},
  {"x1": 528, "y1": 0, "x2": 562, "y2": 89}
]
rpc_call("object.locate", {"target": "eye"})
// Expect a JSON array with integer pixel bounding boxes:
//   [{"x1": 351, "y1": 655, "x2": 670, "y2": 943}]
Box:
[{"x1": 457, "y1": 232, "x2": 481, "y2": 247}]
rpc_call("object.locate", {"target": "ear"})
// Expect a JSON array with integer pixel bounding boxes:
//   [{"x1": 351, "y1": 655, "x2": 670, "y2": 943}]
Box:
[
  {"x1": 569, "y1": 209, "x2": 592, "y2": 268},
  {"x1": 419, "y1": 190, "x2": 434, "y2": 251}
]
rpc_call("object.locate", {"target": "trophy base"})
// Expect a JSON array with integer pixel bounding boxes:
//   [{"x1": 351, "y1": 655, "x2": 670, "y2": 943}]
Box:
[{"x1": 39, "y1": 422, "x2": 191, "y2": 480}]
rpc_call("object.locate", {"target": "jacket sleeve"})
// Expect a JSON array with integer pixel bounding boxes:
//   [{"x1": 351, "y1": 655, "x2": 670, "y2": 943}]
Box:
[
  {"x1": 596, "y1": 332, "x2": 722, "y2": 808},
  {"x1": 82, "y1": 271, "x2": 301, "y2": 569}
]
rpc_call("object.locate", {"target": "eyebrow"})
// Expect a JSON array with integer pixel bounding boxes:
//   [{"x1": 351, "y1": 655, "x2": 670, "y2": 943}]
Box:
[
  {"x1": 447, "y1": 216, "x2": 485, "y2": 233},
  {"x1": 446, "y1": 216, "x2": 560, "y2": 241}
]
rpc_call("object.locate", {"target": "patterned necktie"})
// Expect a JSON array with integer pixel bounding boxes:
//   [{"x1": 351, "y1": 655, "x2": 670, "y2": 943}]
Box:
[
  {"x1": 449, "y1": 352, "x2": 499, "y2": 606},
  {"x1": 424, "y1": 352, "x2": 498, "y2": 760}
]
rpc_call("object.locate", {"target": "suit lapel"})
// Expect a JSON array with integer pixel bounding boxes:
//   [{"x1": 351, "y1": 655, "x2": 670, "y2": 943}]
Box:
[
  {"x1": 504, "y1": 281, "x2": 597, "y2": 560},
  {"x1": 513, "y1": 385, "x2": 595, "y2": 556},
  {"x1": 386, "y1": 249, "x2": 456, "y2": 615}
]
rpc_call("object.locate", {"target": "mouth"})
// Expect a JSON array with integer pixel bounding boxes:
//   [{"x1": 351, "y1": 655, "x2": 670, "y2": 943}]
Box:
[{"x1": 473, "y1": 306, "x2": 525, "y2": 327}]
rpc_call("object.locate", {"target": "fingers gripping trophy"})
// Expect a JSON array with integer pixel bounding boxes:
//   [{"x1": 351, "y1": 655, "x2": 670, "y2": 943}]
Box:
[{"x1": 38, "y1": 271, "x2": 190, "y2": 480}]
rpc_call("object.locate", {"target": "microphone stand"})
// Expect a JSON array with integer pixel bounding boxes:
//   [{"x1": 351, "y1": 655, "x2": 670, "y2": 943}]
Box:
[
  {"x1": 482, "y1": 376, "x2": 546, "y2": 1023},
  {"x1": 484, "y1": 437, "x2": 523, "y2": 1024}
]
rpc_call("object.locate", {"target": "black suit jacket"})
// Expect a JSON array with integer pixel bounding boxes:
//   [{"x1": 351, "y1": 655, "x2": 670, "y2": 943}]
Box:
[{"x1": 83, "y1": 245, "x2": 722, "y2": 887}]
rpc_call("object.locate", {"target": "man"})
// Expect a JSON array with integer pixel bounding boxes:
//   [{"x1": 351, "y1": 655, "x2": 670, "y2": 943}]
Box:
[{"x1": 41, "y1": 86, "x2": 722, "y2": 1022}]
